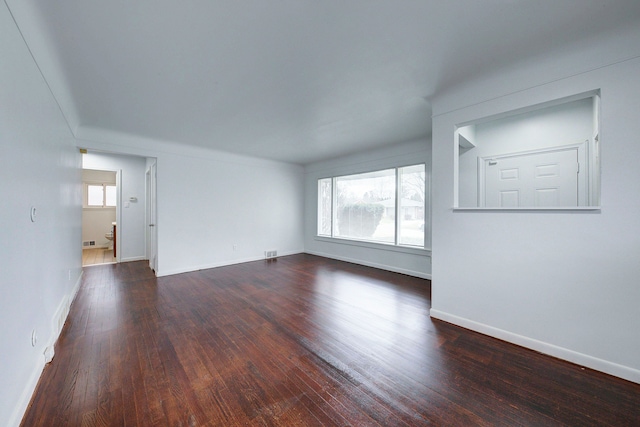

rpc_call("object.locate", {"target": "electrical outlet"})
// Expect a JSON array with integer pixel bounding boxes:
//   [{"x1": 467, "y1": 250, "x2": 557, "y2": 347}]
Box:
[{"x1": 233, "y1": 244, "x2": 237, "y2": 251}]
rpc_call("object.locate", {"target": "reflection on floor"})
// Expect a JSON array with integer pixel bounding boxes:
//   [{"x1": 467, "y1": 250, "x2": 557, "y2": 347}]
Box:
[
  {"x1": 82, "y1": 248, "x2": 115, "y2": 266},
  {"x1": 22, "y1": 255, "x2": 640, "y2": 425}
]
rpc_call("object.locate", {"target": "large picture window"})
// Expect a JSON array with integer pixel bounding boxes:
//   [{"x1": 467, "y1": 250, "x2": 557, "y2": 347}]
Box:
[{"x1": 318, "y1": 164, "x2": 426, "y2": 248}]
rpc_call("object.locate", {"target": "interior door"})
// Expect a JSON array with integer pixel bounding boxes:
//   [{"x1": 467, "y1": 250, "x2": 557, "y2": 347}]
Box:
[
  {"x1": 146, "y1": 162, "x2": 157, "y2": 272},
  {"x1": 481, "y1": 146, "x2": 581, "y2": 208}
]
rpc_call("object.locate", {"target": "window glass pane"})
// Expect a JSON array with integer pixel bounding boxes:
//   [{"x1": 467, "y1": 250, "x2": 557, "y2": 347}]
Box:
[
  {"x1": 336, "y1": 169, "x2": 395, "y2": 244},
  {"x1": 105, "y1": 185, "x2": 117, "y2": 207},
  {"x1": 399, "y1": 164, "x2": 425, "y2": 247},
  {"x1": 318, "y1": 178, "x2": 332, "y2": 236},
  {"x1": 87, "y1": 185, "x2": 104, "y2": 206}
]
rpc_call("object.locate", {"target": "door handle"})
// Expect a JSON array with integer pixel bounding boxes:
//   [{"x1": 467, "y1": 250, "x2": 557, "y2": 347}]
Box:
[{"x1": 149, "y1": 224, "x2": 155, "y2": 227}]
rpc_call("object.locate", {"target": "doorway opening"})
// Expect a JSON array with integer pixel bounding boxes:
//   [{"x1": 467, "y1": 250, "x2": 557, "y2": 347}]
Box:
[
  {"x1": 80, "y1": 150, "x2": 158, "y2": 273},
  {"x1": 81, "y1": 168, "x2": 119, "y2": 266}
]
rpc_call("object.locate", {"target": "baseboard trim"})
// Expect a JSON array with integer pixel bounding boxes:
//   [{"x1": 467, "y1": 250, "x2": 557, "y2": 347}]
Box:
[
  {"x1": 156, "y1": 250, "x2": 305, "y2": 277},
  {"x1": 9, "y1": 271, "x2": 84, "y2": 427},
  {"x1": 7, "y1": 356, "x2": 45, "y2": 427},
  {"x1": 44, "y1": 270, "x2": 83, "y2": 362},
  {"x1": 120, "y1": 256, "x2": 146, "y2": 263},
  {"x1": 429, "y1": 309, "x2": 640, "y2": 385},
  {"x1": 305, "y1": 250, "x2": 431, "y2": 280},
  {"x1": 157, "y1": 250, "x2": 431, "y2": 279},
  {"x1": 82, "y1": 245, "x2": 110, "y2": 250}
]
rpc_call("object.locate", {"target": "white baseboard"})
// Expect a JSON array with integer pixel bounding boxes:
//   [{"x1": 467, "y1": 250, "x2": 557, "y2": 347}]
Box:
[
  {"x1": 9, "y1": 271, "x2": 84, "y2": 427},
  {"x1": 7, "y1": 356, "x2": 45, "y2": 427},
  {"x1": 120, "y1": 256, "x2": 146, "y2": 263},
  {"x1": 430, "y1": 309, "x2": 640, "y2": 385},
  {"x1": 305, "y1": 250, "x2": 432, "y2": 280},
  {"x1": 156, "y1": 250, "x2": 305, "y2": 277},
  {"x1": 43, "y1": 271, "x2": 83, "y2": 362}
]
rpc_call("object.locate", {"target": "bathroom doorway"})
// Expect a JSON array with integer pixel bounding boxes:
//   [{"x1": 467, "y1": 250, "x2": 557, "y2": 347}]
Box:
[
  {"x1": 81, "y1": 150, "x2": 154, "y2": 269},
  {"x1": 81, "y1": 168, "x2": 119, "y2": 266}
]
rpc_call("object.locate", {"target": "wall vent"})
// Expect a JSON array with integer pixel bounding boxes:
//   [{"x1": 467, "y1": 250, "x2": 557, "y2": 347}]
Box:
[
  {"x1": 82, "y1": 241, "x2": 96, "y2": 247},
  {"x1": 265, "y1": 250, "x2": 278, "y2": 259}
]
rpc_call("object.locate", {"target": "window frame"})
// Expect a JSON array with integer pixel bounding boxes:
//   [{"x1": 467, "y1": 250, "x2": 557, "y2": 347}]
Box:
[
  {"x1": 317, "y1": 164, "x2": 428, "y2": 251},
  {"x1": 83, "y1": 182, "x2": 117, "y2": 208}
]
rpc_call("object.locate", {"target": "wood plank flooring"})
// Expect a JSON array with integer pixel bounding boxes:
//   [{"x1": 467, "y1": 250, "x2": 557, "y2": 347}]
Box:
[
  {"x1": 82, "y1": 248, "x2": 115, "y2": 266},
  {"x1": 21, "y1": 254, "x2": 640, "y2": 426}
]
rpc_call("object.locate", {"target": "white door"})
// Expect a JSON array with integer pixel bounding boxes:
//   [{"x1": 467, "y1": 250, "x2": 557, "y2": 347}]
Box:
[
  {"x1": 481, "y1": 145, "x2": 584, "y2": 208},
  {"x1": 146, "y1": 162, "x2": 157, "y2": 272}
]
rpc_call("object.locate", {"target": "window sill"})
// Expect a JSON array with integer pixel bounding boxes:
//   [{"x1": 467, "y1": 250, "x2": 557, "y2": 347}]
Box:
[
  {"x1": 452, "y1": 207, "x2": 601, "y2": 212},
  {"x1": 314, "y1": 236, "x2": 431, "y2": 256}
]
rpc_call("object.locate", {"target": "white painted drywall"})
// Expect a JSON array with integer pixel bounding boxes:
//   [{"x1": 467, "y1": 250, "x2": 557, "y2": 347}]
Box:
[
  {"x1": 431, "y1": 27, "x2": 640, "y2": 383},
  {"x1": 81, "y1": 208, "x2": 116, "y2": 248},
  {"x1": 76, "y1": 132, "x2": 305, "y2": 277},
  {"x1": 304, "y1": 139, "x2": 431, "y2": 279},
  {"x1": 458, "y1": 98, "x2": 594, "y2": 207},
  {"x1": 0, "y1": 3, "x2": 82, "y2": 425},
  {"x1": 82, "y1": 152, "x2": 148, "y2": 262}
]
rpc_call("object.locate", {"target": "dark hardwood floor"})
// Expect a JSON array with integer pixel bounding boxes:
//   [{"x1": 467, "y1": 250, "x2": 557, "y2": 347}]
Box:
[{"x1": 21, "y1": 254, "x2": 640, "y2": 426}]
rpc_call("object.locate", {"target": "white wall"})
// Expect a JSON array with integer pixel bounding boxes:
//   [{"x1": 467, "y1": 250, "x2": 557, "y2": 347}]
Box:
[
  {"x1": 431, "y1": 27, "x2": 640, "y2": 383},
  {"x1": 304, "y1": 139, "x2": 431, "y2": 279},
  {"x1": 458, "y1": 98, "x2": 594, "y2": 207},
  {"x1": 82, "y1": 152, "x2": 148, "y2": 262},
  {"x1": 82, "y1": 208, "x2": 116, "y2": 247},
  {"x1": 0, "y1": 3, "x2": 82, "y2": 426},
  {"x1": 76, "y1": 131, "x2": 305, "y2": 277}
]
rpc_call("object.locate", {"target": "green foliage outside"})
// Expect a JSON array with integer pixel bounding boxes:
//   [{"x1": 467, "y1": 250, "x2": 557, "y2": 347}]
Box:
[{"x1": 338, "y1": 203, "x2": 384, "y2": 238}]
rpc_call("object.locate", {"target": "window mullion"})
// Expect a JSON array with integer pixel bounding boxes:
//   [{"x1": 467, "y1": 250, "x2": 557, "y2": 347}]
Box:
[
  {"x1": 395, "y1": 168, "x2": 400, "y2": 246},
  {"x1": 331, "y1": 177, "x2": 336, "y2": 238}
]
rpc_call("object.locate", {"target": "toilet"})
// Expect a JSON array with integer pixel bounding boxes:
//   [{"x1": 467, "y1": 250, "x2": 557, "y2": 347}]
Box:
[{"x1": 105, "y1": 230, "x2": 114, "y2": 249}]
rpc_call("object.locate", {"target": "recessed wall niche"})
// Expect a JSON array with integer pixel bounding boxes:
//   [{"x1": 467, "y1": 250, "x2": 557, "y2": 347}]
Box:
[{"x1": 456, "y1": 91, "x2": 600, "y2": 209}]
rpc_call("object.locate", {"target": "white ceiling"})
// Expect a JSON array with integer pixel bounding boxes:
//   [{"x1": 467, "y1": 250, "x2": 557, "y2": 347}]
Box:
[{"x1": 8, "y1": 1, "x2": 640, "y2": 164}]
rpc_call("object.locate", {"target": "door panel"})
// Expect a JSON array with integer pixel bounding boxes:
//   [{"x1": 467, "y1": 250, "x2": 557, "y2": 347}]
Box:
[
  {"x1": 483, "y1": 147, "x2": 579, "y2": 208},
  {"x1": 535, "y1": 188, "x2": 560, "y2": 206},
  {"x1": 500, "y1": 190, "x2": 519, "y2": 208}
]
